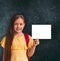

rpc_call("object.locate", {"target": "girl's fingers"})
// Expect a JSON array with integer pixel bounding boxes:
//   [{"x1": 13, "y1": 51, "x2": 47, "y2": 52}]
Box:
[
  {"x1": 34, "y1": 39, "x2": 39, "y2": 41},
  {"x1": 33, "y1": 40, "x2": 40, "y2": 46}
]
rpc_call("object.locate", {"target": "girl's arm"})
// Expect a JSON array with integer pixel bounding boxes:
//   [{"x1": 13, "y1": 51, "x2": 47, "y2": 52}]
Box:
[
  {"x1": 27, "y1": 39, "x2": 39, "y2": 57},
  {"x1": 2, "y1": 49, "x2": 5, "y2": 61}
]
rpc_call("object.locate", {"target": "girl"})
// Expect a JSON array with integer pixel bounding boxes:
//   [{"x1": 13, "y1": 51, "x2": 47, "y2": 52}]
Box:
[{"x1": 1, "y1": 14, "x2": 39, "y2": 61}]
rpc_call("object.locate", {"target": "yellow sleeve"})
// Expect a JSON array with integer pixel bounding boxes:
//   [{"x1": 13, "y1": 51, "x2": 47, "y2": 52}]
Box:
[
  {"x1": 0, "y1": 36, "x2": 6, "y2": 48},
  {"x1": 28, "y1": 35, "x2": 33, "y2": 49}
]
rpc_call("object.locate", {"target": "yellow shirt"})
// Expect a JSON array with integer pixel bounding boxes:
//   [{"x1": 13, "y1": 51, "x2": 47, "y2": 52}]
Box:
[{"x1": 1, "y1": 34, "x2": 33, "y2": 61}]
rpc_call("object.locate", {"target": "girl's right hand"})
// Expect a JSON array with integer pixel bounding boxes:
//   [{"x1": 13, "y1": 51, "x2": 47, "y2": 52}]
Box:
[{"x1": 33, "y1": 39, "x2": 40, "y2": 47}]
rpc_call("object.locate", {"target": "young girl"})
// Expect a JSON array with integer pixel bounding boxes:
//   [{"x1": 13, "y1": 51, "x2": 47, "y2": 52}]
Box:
[{"x1": 1, "y1": 14, "x2": 39, "y2": 61}]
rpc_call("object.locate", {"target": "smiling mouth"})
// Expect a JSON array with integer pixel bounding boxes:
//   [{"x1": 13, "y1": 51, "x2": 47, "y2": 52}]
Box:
[{"x1": 16, "y1": 28, "x2": 22, "y2": 30}]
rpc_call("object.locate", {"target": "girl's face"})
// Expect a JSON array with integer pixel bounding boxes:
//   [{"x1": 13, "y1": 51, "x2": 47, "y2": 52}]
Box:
[{"x1": 14, "y1": 18, "x2": 25, "y2": 34}]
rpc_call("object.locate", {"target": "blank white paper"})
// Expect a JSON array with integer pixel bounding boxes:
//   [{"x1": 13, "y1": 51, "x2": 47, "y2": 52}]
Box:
[{"x1": 32, "y1": 25, "x2": 51, "y2": 39}]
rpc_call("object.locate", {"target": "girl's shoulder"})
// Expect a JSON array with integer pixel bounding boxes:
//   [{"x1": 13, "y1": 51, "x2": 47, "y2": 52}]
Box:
[
  {"x1": 0, "y1": 36, "x2": 6, "y2": 48},
  {"x1": 1, "y1": 36, "x2": 6, "y2": 41},
  {"x1": 23, "y1": 33, "x2": 33, "y2": 49}
]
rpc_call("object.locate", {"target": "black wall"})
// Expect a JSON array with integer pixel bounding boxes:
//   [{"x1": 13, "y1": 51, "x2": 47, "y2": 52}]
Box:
[{"x1": 0, "y1": 0, "x2": 60, "y2": 61}]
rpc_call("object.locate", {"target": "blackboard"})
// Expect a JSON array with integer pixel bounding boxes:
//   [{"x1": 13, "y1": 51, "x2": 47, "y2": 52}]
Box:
[{"x1": 0, "y1": 0, "x2": 60, "y2": 61}]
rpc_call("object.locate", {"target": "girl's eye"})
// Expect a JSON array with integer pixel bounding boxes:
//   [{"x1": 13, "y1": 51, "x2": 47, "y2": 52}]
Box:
[
  {"x1": 14, "y1": 23, "x2": 18, "y2": 25},
  {"x1": 20, "y1": 23, "x2": 23, "y2": 25}
]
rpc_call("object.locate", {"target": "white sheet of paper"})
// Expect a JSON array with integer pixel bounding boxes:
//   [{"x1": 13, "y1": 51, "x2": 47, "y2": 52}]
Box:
[{"x1": 32, "y1": 25, "x2": 51, "y2": 39}]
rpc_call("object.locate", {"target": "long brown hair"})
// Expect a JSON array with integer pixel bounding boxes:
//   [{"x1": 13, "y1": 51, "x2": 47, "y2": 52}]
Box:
[{"x1": 4, "y1": 14, "x2": 26, "y2": 61}]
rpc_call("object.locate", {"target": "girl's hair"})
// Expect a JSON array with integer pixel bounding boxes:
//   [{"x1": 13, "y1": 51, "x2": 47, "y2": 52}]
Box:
[{"x1": 4, "y1": 14, "x2": 26, "y2": 61}]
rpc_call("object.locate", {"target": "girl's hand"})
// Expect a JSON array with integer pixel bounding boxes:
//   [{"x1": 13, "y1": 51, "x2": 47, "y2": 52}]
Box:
[{"x1": 33, "y1": 39, "x2": 40, "y2": 47}]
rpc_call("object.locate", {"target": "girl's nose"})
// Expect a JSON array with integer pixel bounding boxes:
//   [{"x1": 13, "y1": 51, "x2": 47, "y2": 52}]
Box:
[{"x1": 17, "y1": 24, "x2": 20, "y2": 27}]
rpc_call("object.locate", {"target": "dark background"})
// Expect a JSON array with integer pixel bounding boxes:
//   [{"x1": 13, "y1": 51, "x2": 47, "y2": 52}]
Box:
[{"x1": 0, "y1": 0, "x2": 60, "y2": 61}]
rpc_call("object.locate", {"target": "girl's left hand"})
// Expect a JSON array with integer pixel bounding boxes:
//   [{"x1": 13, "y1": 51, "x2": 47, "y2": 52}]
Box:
[{"x1": 33, "y1": 39, "x2": 40, "y2": 47}]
